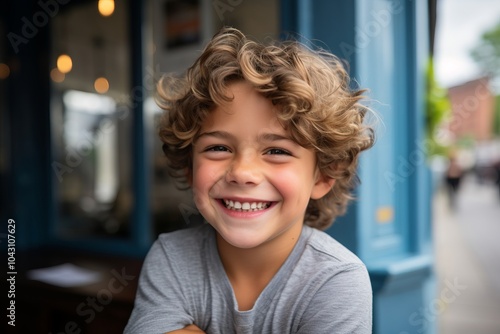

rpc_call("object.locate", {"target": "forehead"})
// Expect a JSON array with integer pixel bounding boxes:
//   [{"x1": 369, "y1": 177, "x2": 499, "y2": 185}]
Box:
[{"x1": 200, "y1": 81, "x2": 286, "y2": 134}]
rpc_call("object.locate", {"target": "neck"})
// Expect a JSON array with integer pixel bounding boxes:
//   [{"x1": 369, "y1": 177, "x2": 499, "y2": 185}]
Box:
[{"x1": 216, "y1": 225, "x2": 303, "y2": 282}]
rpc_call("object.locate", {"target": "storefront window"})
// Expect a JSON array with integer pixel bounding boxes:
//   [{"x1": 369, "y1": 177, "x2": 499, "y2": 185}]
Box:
[{"x1": 50, "y1": 0, "x2": 133, "y2": 239}]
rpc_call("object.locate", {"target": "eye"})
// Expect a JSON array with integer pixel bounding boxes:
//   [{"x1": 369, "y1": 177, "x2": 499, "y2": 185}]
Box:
[
  {"x1": 206, "y1": 145, "x2": 230, "y2": 152},
  {"x1": 266, "y1": 148, "x2": 291, "y2": 155}
]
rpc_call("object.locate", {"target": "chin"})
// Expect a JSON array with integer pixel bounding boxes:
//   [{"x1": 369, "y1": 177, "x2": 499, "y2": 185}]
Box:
[{"x1": 217, "y1": 229, "x2": 268, "y2": 249}]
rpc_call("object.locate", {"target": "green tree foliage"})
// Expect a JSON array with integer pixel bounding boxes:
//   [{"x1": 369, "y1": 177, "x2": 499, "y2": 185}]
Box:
[
  {"x1": 426, "y1": 58, "x2": 450, "y2": 156},
  {"x1": 471, "y1": 20, "x2": 500, "y2": 137},
  {"x1": 495, "y1": 96, "x2": 500, "y2": 136},
  {"x1": 470, "y1": 20, "x2": 500, "y2": 77}
]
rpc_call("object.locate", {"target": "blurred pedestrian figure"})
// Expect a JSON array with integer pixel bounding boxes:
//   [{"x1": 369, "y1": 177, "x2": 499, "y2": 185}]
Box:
[
  {"x1": 493, "y1": 158, "x2": 500, "y2": 199},
  {"x1": 446, "y1": 154, "x2": 463, "y2": 209}
]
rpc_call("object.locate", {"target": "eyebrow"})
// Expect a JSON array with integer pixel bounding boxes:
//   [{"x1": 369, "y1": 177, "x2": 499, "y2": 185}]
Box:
[{"x1": 196, "y1": 131, "x2": 294, "y2": 143}]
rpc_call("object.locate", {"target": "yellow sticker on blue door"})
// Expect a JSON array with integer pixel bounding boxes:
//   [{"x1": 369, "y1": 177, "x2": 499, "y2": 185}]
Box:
[{"x1": 376, "y1": 207, "x2": 394, "y2": 223}]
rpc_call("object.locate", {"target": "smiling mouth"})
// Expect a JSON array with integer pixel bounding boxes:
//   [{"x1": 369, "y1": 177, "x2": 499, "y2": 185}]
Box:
[{"x1": 221, "y1": 199, "x2": 271, "y2": 212}]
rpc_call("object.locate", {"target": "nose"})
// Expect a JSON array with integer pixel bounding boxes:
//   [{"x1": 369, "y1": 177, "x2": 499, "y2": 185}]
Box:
[{"x1": 225, "y1": 152, "x2": 262, "y2": 185}]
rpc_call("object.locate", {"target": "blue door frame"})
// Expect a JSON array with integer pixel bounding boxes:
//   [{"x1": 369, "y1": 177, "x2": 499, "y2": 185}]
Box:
[{"x1": 281, "y1": 1, "x2": 435, "y2": 333}]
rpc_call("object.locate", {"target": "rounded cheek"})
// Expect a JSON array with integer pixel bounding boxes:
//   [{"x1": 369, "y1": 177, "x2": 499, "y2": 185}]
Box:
[
  {"x1": 191, "y1": 166, "x2": 210, "y2": 208},
  {"x1": 274, "y1": 166, "x2": 315, "y2": 206},
  {"x1": 272, "y1": 170, "x2": 301, "y2": 200},
  {"x1": 191, "y1": 185, "x2": 204, "y2": 208},
  {"x1": 192, "y1": 162, "x2": 224, "y2": 215}
]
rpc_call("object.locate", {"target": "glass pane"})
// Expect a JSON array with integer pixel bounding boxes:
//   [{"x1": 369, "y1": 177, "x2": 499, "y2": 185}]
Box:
[
  {"x1": 50, "y1": 0, "x2": 133, "y2": 239},
  {"x1": 211, "y1": 0, "x2": 280, "y2": 39}
]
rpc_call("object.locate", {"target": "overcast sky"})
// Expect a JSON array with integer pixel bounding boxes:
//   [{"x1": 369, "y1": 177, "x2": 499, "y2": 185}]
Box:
[{"x1": 434, "y1": 0, "x2": 500, "y2": 88}]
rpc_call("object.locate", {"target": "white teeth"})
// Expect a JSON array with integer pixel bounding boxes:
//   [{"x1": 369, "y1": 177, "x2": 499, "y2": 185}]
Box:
[{"x1": 223, "y1": 200, "x2": 270, "y2": 211}]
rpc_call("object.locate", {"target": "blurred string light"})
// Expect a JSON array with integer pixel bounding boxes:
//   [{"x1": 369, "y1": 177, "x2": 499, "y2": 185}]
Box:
[
  {"x1": 94, "y1": 77, "x2": 109, "y2": 93},
  {"x1": 0, "y1": 63, "x2": 10, "y2": 79},
  {"x1": 92, "y1": 35, "x2": 110, "y2": 94},
  {"x1": 57, "y1": 54, "x2": 72, "y2": 74},
  {"x1": 98, "y1": 0, "x2": 115, "y2": 17},
  {"x1": 50, "y1": 68, "x2": 65, "y2": 83}
]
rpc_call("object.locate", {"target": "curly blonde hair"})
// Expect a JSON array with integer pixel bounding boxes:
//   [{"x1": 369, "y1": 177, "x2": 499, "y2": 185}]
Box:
[{"x1": 158, "y1": 27, "x2": 374, "y2": 230}]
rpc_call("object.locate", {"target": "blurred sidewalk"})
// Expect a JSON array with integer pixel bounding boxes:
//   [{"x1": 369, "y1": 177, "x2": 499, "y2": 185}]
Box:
[{"x1": 434, "y1": 174, "x2": 500, "y2": 334}]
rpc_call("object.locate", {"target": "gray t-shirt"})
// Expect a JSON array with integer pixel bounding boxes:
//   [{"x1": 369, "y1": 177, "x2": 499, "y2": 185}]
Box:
[{"x1": 125, "y1": 224, "x2": 372, "y2": 334}]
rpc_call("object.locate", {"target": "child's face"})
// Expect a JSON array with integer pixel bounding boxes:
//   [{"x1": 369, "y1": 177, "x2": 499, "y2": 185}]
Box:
[{"x1": 191, "y1": 81, "x2": 333, "y2": 249}]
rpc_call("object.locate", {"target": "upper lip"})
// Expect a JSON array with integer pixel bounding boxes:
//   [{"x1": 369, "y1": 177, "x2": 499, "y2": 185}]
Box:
[{"x1": 216, "y1": 196, "x2": 273, "y2": 203}]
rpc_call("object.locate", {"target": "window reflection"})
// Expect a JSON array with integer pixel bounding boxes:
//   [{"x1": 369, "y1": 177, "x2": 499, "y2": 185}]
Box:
[
  {"x1": 55, "y1": 90, "x2": 131, "y2": 238},
  {"x1": 51, "y1": 0, "x2": 132, "y2": 240},
  {"x1": 63, "y1": 91, "x2": 118, "y2": 207}
]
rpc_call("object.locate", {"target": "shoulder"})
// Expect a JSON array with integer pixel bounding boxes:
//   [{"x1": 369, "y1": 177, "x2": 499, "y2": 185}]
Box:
[
  {"x1": 139, "y1": 224, "x2": 216, "y2": 290},
  {"x1": 148, "y1": 224, "x2": 214, "y2": 262},
  {"x1": 126, "y1": 225, "x2": 215, "y2": 333},
  {"x1": 297, "y1": 226, "x2": 371, "y2": 292},
  {"x1": 303, "y1": 225, "x2": 365, "y2": 268},
  {"x1": 157, "y1": 223, "x2": 212, "y2": 246},
  {"x1": 281, "y1": 227, "x2": 372, "y2": 332}
]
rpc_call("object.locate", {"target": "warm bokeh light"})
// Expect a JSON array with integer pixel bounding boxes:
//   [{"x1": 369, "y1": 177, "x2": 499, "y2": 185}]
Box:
[
  {"x1": 50, "y1": 68, "x2": 65, "y2": 83},
  {"x1": 57, "y1": 54, "x2": 72, "y2": 74},
  {"x1": 98, "y1": 0, "x2": 115, "y2": 17},
  {"x1": 0, "y1": 63, "x2": 10, "y2": 79},
  {"x1": 94, "y1": 77, "x2": 109, "y2": 93}
]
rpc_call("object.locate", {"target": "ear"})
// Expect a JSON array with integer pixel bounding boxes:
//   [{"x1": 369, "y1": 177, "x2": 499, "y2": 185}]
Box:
[{"x1": 310, "y1": 172, "x2": 336, "y2": 200}]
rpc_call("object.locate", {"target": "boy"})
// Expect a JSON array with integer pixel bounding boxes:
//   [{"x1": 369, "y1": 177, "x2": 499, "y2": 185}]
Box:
[{"x1": 125, "y1": 27, "x2": 374, "y2": 333}]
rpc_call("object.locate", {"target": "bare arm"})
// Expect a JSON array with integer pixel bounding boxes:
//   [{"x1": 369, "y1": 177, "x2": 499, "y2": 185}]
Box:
[{"x1": 166, "y1": 324, "x2": 206, "y2": 334}]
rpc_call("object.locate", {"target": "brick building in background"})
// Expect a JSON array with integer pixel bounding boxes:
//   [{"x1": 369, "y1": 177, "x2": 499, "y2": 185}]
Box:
[
  {"x1": 447, "y1": 77, "x2": 495, "y2": 142},
  {"x1": 446, "y1": 77, "x2": 499, "y2": 179}
]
